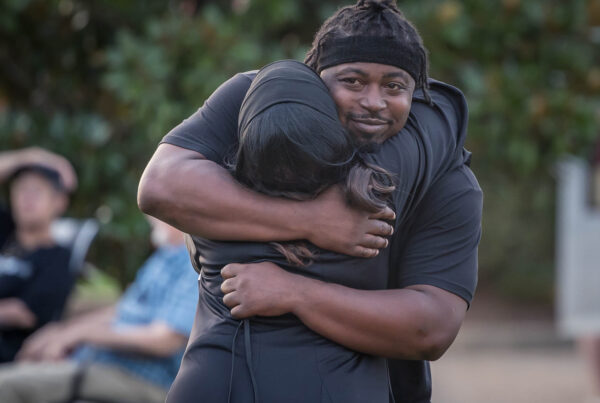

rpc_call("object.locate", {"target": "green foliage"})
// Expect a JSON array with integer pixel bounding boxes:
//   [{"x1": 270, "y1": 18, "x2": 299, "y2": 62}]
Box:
[
  {"x1": 1, "y1": 0, "x2": 598, "y2": 300},
  {"x1": 399, "y1": 0, "x2": 600, "y2": 301}
]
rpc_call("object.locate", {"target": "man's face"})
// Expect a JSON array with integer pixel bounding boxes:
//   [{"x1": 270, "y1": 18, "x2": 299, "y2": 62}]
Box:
[
  {"x1": 10, "y1": 172, "x2": 66, "y2": 230},
  {"x1": 320, "y1": 62, "x2": 415, "y2": 144}
]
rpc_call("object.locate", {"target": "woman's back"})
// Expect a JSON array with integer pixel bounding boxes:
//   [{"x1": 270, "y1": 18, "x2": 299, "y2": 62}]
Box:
[
  {"x1": 167, "y1": 236, "x2": 391, "y2": 403},
  {"x1": 168, "y1": 60, "x2": 395, "y2": 403}
]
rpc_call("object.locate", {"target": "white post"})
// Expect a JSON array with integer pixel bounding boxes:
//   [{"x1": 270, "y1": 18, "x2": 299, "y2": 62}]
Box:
[{"x1": 555, "y1": 157, "x2": 600, "y2": 336}]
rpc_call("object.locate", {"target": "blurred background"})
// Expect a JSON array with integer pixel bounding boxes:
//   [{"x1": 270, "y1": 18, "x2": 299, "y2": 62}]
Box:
[{"x1": 1, "y1": 0, "x2": 599, "y2": 401}]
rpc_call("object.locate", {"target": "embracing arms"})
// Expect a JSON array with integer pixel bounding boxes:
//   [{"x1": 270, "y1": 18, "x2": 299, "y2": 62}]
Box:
[
  {"x1": 139, "y1": 144, "x2": 393, "y2": 257},
  {"x1": 221, "y1": 263, "x2": 467, "y2": 360},
  {"x1": 138, "y1": 71, "x2": 393, "y2": 257},
  {"x1": 220, "y1": 166, "x2": 482, "y2": 360}
]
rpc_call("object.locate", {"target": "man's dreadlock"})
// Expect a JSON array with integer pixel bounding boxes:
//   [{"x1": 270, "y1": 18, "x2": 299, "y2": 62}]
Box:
[{"x1": 305, "y1": 0, "x2": 431, "y2": 102}]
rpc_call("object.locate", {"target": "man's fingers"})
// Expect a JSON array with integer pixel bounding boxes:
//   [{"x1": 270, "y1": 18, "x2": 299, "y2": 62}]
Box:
[
  {"x1": 352, "y1": 246, "x2": 379, "y2": 258},
  {"x1": 369, "y1": 206, "x2": 396, "y2": 221},
  {"x1": 367, "y1": 219, "x2": 394, "y2": 237},
  {"x1": 220, "y1": 278, "x2": 236, "y2": 294},
  {"x1": 222, "y1": 291, "x2": 240, "y2": 309},
  {"x1": 230, "y1": 305, "x2": 251, "y2": 319},
  {"x1": 221, "y1": 264, "x2": 241, "y2": 280},
  {"x1": 360, "y1": 234, "x2": 389, "y2": 250}
]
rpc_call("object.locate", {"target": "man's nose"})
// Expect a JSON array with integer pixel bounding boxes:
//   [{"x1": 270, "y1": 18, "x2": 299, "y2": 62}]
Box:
[{"x1": 359, "y1": 86, "x2": 386, "y2": 112}]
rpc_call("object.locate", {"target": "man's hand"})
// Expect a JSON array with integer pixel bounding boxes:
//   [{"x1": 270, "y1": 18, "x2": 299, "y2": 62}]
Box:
[
  {"x1": 38, "y1": 326, "x2": 89, "y2": 361},
  {"x1": 17, "y1": 322, "x2": 65, "y2": 361},
  {"x1": 18, "y1": 322, "x2": 88, "y2": 362},
  {"x1": 303, "y1": 186, "x2": 395, "y2": 257},
  {"x1": 140, "y1": 145, "x2": 394, "y2": 258},
  {"x1": 22, "y1": 147, "x2": 78, "y2": 191},
  {"x1": 220, "y1": 261, "x2": 301, "y2": 319}
]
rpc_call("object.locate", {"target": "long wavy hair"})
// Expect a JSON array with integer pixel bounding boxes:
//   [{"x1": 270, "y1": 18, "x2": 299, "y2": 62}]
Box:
[{"x1": 233, "y1": 102, "x2": 395, "y2": 266}]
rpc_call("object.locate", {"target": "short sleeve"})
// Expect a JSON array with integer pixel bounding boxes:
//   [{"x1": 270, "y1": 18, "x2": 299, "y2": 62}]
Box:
[
  {"x1": 161, "y1": 72, "x2": 255, "y2": 165},
  {"x1": 154, "y1": 251, "x2": 199, "y2": 336},
  {"x1": 370, "y1": 80, "x2": 470, "y2": 225},
  {"x1": 389, "y1": 164, "x2": 482, "y2": 305}
]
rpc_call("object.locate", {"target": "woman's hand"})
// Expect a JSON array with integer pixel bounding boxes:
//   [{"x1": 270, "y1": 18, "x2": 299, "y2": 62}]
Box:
[{"x1": 220, "y1": 262, "x2": 303, "y2": 319}]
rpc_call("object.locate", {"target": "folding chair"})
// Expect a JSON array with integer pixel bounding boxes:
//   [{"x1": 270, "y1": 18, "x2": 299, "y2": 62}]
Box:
[{"x1": 49, "y1": 218, "x2": 99, "y2": 321}]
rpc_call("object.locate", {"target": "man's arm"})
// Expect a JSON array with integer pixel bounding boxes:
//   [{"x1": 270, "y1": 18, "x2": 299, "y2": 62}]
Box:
[
  {"x1": 220, "y1": 165, "x2": 482, "y2": 360},
  {"x1": 139, "y1": 144, "x2": 392, "y2": 257},
  {"x1": 0, "y1": 298, "x2": 36, "y2": 328},
  {"x1": 18, "y1": 305, "x2": 186, "y2": 361},
  {"x1": 221, "y1": 263, "x2": 465, "y2": 360},
  {"x1": 16, "y1": 305, "x2": 116, "y2": 360},
  {"x1": 19, "y1": 320, "x2": 187, "y2": 361},
  {"x1": 138, "y1": 71, "x2": 393, "y2": 257}
]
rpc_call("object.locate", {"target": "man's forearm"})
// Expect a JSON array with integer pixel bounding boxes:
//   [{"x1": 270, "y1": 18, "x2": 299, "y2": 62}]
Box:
[
  {"x1": 138, "y1": 144, "x2": 307, "y2": 241},
  {"x1": 138, "y1": 144, "x2": 393, "y2": 257},
  {"x1": 0, "y1": 298, "x2": 36, "y2": 328},
  {"x1": 289, "y1": 279, "x2": 465, "y2": 360},
  {"x1": 65, "y1": 305, "x2": 115, "y2": 328},
  {"x1": 77, "y1": 322, "x2": 187, "y2": 358},
  {"x1": 222, "y1": 262, "x2": 467, "y2": 360},
  {"x1": 0, "y1": 150, "x2": 27, "y2": 183}
]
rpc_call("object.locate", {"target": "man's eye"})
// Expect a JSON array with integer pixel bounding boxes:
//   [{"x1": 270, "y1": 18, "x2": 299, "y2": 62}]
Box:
[
  {"x1": 386, "y1": 82, "x2": 406, "y2": 91},
  {"x1": 340, "y1": 78, "x2": 360, "y2": 85}
]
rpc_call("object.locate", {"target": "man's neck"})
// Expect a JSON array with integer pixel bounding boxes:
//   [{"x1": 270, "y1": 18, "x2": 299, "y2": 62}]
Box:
[{"x1": 16, "y1": 226, "x2": 55, "y2": 250}]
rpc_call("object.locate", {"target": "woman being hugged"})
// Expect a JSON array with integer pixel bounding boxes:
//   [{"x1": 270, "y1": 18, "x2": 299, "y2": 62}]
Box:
[{"x1": 167, "y1": 60, "x2": 396, "y2": 403}]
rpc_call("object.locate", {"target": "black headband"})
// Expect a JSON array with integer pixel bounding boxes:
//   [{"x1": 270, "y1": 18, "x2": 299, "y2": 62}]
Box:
[{"x1": 316, "y1": 35, "x2": 423, "y2": 84}]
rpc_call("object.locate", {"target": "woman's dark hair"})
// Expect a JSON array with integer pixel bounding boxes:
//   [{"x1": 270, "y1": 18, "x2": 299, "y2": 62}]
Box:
[
  {"x1": 234, "y1": 102, "x2": 395, "y2": 266},
  {"x1": 304, "y1": 0, "x2": 431, "y2": 102}
]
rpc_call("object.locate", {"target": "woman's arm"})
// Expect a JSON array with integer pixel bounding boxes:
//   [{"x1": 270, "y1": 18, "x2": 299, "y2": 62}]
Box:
[{"x1": 138, "y1": 143, "x2": 394, "y2": 257}]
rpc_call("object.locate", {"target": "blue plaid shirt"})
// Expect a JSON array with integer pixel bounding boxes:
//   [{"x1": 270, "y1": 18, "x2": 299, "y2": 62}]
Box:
[{"x1": 72, "y1": 244, "x2": 198, "y2": 389}]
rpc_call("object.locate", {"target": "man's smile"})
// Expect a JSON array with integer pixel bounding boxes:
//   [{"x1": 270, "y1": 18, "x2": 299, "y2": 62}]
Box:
[{"x1": 348, "y1": 116, "x2": 391, "y2": 138}]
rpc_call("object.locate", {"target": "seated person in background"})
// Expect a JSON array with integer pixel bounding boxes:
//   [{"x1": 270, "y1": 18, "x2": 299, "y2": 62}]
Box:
[
  {"x1": 0, "y1": 147, "x2": 77, "y2": 362},
  {"x1": 0, "y1": 216, "x2": 199, "y2": 403}
]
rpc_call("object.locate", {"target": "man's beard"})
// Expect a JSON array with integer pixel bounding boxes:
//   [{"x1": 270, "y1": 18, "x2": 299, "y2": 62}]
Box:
[
  {"x1": 345, "y1": 112, "x2": 393, "y2": 147},
  {"x1": 350, "y1": 134, "x2": 383, "y2": 154}
]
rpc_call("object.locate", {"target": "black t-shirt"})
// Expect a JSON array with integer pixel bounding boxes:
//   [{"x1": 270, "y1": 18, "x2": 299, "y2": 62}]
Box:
[
  {"x1": 387, "y1": 163, "x2": 482, "y2": 403},
  {"x1": 162, "y1": 70, "x2": 481, "y2": 402},
  {"x1": 0, "y1": 204, "x2": 72, "y2": 362},
  {"x1": 162, "y1": 71, "x2": 468, "y2": 230}
]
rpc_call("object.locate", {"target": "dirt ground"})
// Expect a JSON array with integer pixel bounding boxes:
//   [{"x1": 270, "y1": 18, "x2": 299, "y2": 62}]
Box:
[{"x1": 430, "y1": 294, "x2": 597, "y2": 403}]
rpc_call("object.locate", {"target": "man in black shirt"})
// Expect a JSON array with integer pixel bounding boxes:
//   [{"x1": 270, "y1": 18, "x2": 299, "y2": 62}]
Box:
[
  {"x1": 0, "y1": 148, "x2": 76, "y2": 362},
  {"x1": 139, "y1": 1, "x2": 482, "y2": 401}
]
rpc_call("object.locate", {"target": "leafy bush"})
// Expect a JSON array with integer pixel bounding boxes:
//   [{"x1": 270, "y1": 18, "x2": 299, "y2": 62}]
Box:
[{"x1": 1, "y1": 0, "x2": 598, "y2": 300}]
